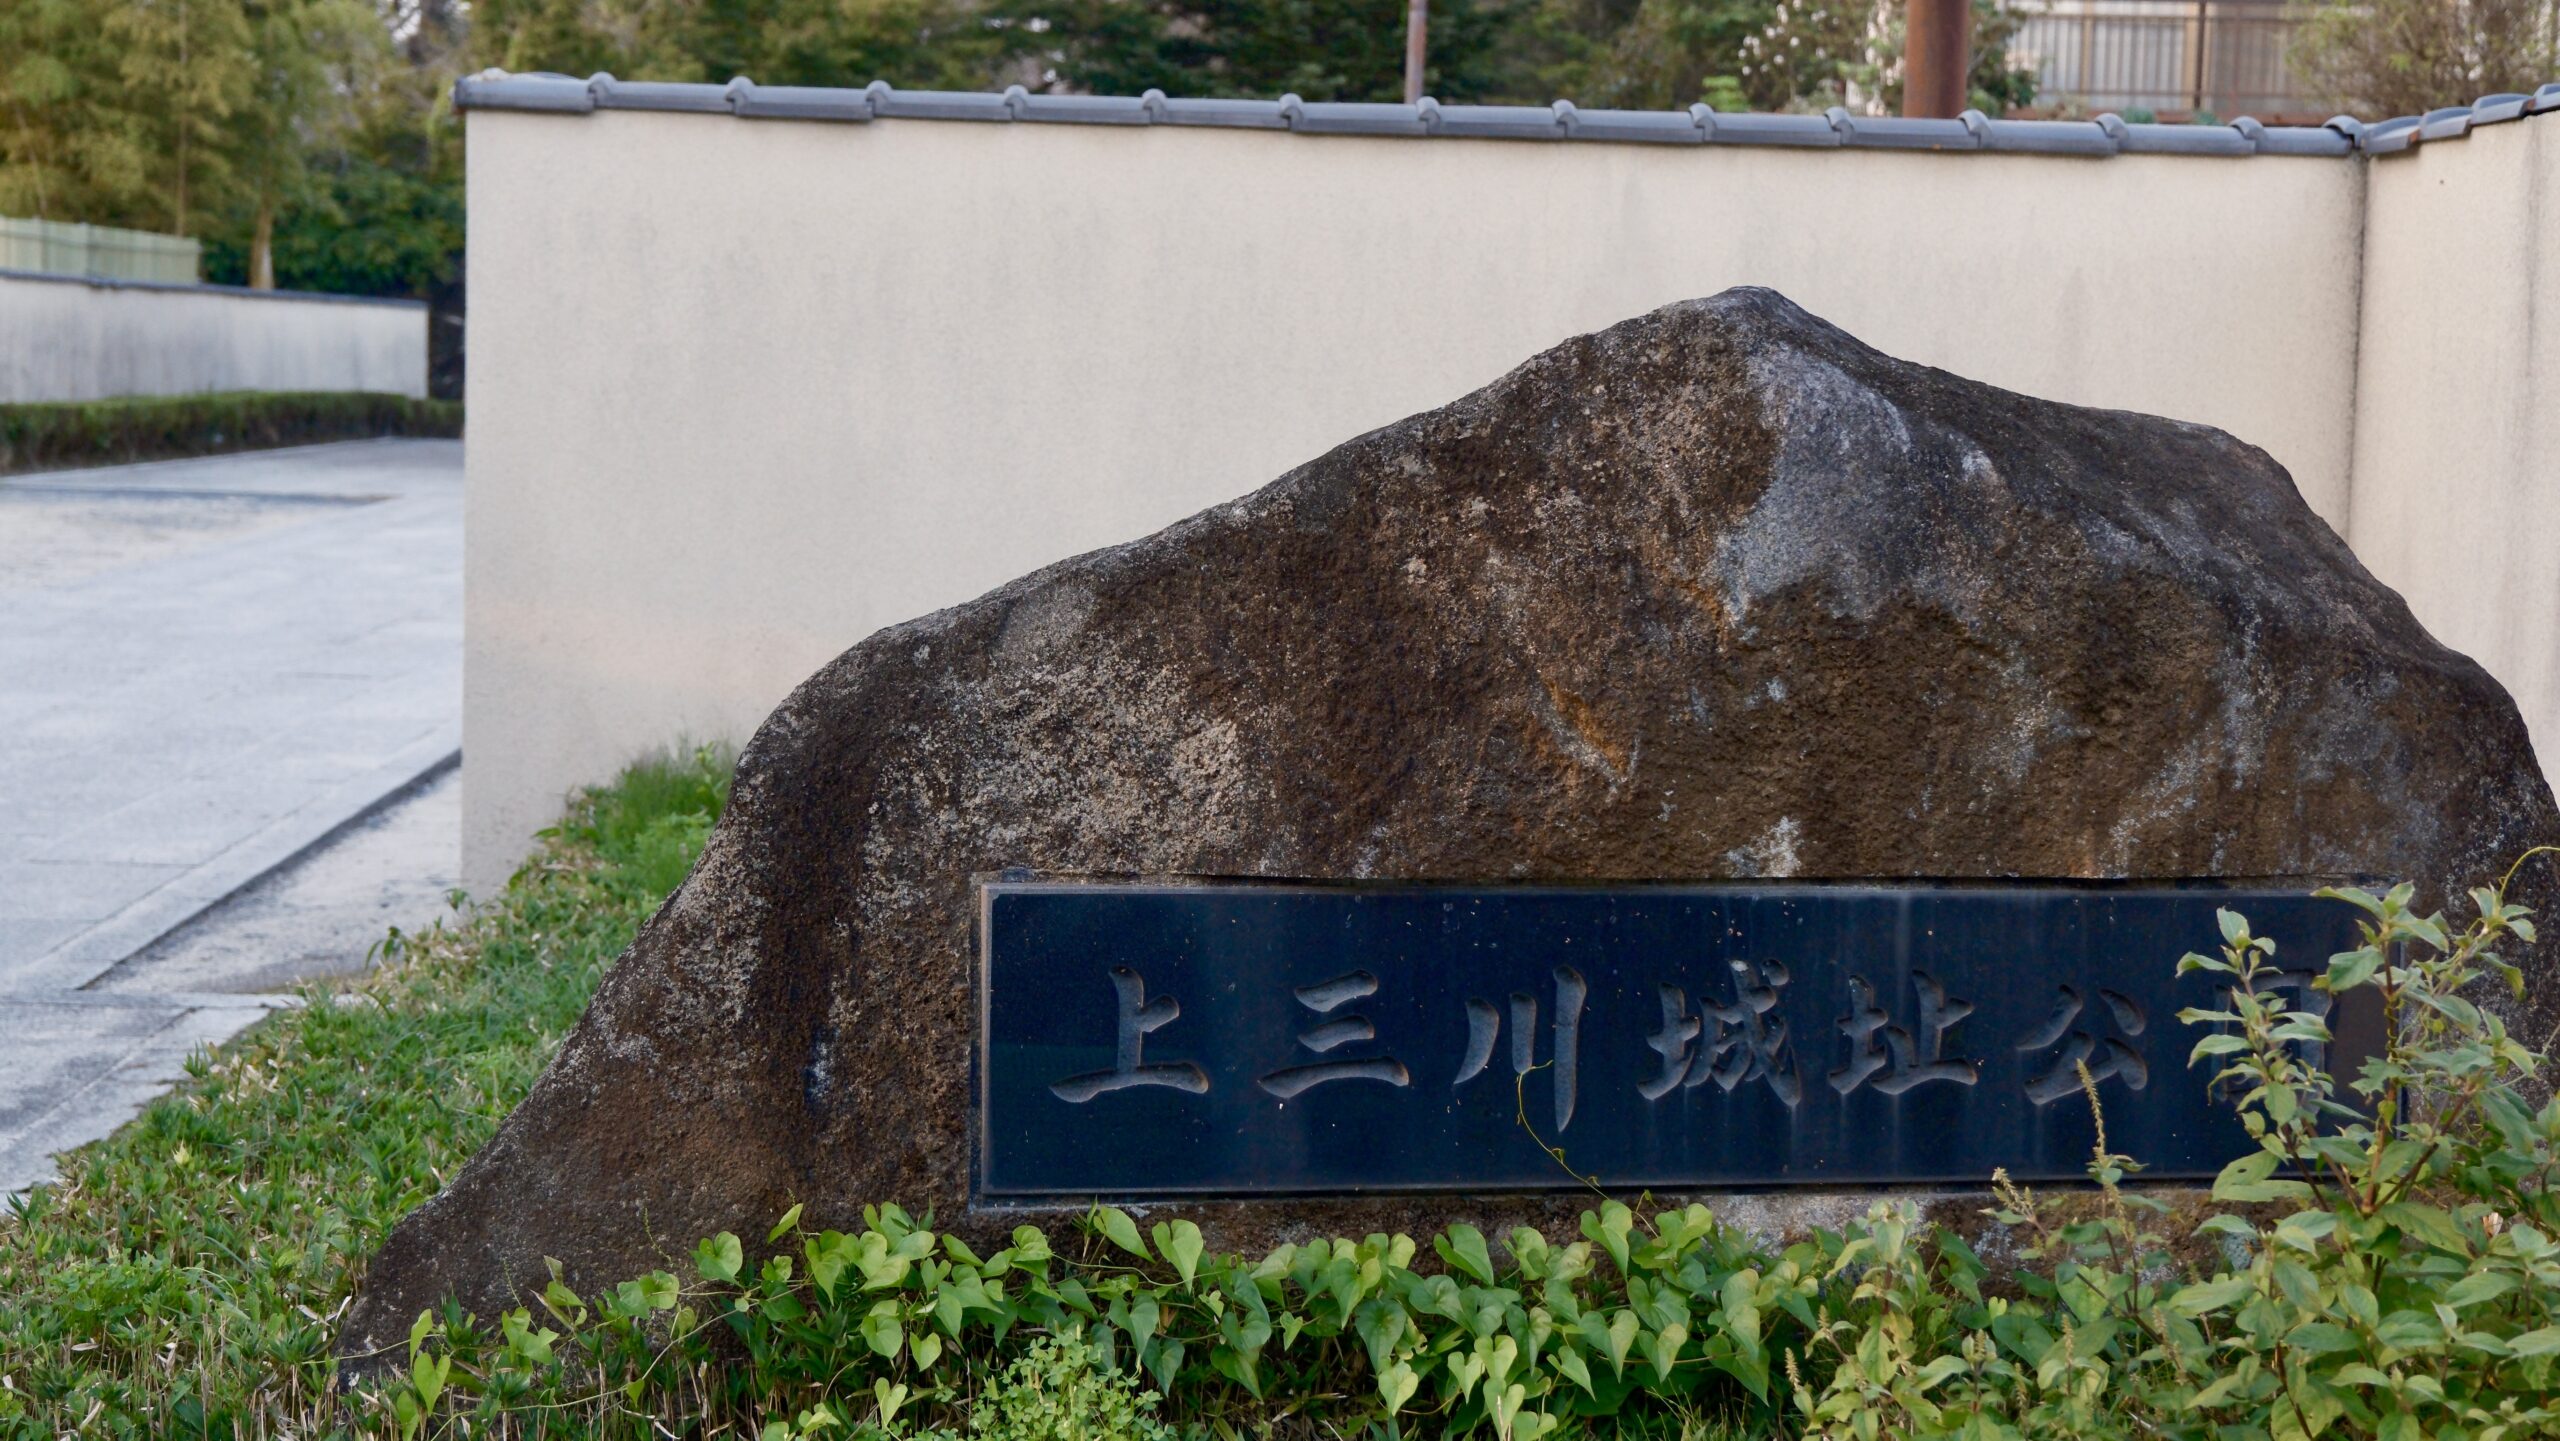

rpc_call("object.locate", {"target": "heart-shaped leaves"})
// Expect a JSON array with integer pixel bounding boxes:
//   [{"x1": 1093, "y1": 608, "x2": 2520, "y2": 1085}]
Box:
[
  {"x1": 1377, "y1": 1360, "x2": 1419, "y2": 1416},
  {"x1": 872, "y1": 1380, "x2": 908, "y2": 1427}
]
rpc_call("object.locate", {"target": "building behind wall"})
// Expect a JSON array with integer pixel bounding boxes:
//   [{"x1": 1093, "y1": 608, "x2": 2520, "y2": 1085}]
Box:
[
  {"x1": 2015, "y1": 0, "x2": 2320, "y2": 122},
  {"x1": 0, "y1": 216, "x2": 203, "y2": 285}
]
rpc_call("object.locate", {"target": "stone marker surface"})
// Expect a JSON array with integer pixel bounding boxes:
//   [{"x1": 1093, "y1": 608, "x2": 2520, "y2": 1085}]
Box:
[
  {"x1": 348, "y1": 289, "x2": 2556, "y2": 1352},
  {"x1": 973, "y1": 881, "x2": 2383, "y2": 1196}
]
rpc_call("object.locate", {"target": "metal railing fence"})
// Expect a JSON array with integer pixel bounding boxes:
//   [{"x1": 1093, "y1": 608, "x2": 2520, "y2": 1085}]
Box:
[
  {"x1": 0, "y1": 217, "x2": 203, "y2": 284},
  {"x1": 2012, "y1": 0, "x2": 2325, "y2": 120}
]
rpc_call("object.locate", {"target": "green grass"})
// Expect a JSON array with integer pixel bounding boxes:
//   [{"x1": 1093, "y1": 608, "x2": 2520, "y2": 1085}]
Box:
[
  {"x1": 0, "y1": 390, "x2": 462, "y2": 475},
  {"x1": 0, "y1": 746, "x2": 1756, "y2": 1440},
  {"x1": 0, "y1": 746, "x2": 731, "y2": 1435}
]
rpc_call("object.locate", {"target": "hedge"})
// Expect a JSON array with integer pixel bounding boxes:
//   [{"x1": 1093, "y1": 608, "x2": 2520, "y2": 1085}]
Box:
[{"x1": 0, "y1": 390, "x2": 461, "y2": 474}]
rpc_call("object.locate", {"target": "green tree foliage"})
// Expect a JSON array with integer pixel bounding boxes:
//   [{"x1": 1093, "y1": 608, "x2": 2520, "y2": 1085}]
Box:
[
  {"x1": 274, "y1": 128, "x2": 460, "y2": 297},
  {"x1": 464, "y1": 0, "x2": 1025, "y2": 92},
  {"x1": 1024, "y1": 0, "x2": 2034, "y2": 113},
  {"x1": 0, "y1": 0, "x2": 254, "y2": 233},
  {"x1": 99, "y1": 0, "x2": 258, "y2": 237},
  {"x1": 451, "y1": 0, "x2": 2040, "y2": 113},
  {"x1": 2291, "y1": 0, "x2": 2559, "y2": 118},
  {"x1": 201, "y1": 2, "x2": 465, "y2": 299},
  {"x1": 1023, "y1": 0, "x2": 1555, "y2": 103},
  {"x1": 1538, "y1": 0, "x2": 1864, "y2": 112},
  {"x1": 1475, "y1": 0, "x2": 2037, "y2": 116},
  {"x1": 1, "y1": 0, "x2": 459, "y2": 297},
  {"x1": 0, "y1": 0, "x2": 129, "y2": 223},
  {"x1": 231, "y1": 0, "x2": 388, "y2": 284},
  {"x1": 1859, "y1": 0, "x2": 2036, "y2": 119}
]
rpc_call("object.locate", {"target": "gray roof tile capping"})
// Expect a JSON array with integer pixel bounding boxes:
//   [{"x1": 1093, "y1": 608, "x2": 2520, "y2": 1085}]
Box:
[
  {"x1": 0, "y1": 267, "x2": 430, "y2": 308},
  {"x1": 458, "y1": 70, "x2": 2560, "y2": 160}
]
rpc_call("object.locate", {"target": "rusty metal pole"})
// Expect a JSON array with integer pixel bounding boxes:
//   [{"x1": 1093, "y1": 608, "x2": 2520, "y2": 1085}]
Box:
[
  {"x1": 1903, "y1": 0, "x2": 1972, "y2": 117},
  {"x1": 1403, "y1": 0, "x2": 1428, "y2": 105}
]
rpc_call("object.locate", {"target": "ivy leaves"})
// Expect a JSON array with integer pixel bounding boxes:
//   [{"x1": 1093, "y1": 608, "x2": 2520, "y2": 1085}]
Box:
[{"x1": 369, "y1": 869, "x2": 2560, "y2": 1441}]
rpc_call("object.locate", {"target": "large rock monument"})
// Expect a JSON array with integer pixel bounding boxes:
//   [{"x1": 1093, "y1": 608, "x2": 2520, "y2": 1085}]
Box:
[{"x1": 348, "y1": 288, "x2": 2555, "y2": 1352}]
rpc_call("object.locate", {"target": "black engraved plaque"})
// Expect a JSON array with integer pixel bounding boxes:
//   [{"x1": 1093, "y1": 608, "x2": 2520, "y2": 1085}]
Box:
[{"x1": 975, "y1": 881, "x2": 2377, "y2": 1199}]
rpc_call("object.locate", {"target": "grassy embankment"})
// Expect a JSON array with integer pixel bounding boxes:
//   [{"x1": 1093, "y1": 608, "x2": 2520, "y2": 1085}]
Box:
[{"x1": 0, "y1": 749, "x2": 730, "y2": 1433}]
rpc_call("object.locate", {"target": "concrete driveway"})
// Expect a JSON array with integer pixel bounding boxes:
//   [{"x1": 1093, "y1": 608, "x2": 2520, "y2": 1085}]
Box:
[{"x1": 0, "y1": 438, "x2": 461, "y2": 1194}]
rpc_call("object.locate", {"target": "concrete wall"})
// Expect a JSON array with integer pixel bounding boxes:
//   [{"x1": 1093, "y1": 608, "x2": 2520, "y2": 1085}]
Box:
[
  {"x1": 0, "y1": 271, "x2": 428, "y2": 403},
  {"x1": 464, "y1": 107, "x2": 2379, "y2": 889},
  {"x1": 2348, "y1": 115, "x2": 2560, "y2": 768}
]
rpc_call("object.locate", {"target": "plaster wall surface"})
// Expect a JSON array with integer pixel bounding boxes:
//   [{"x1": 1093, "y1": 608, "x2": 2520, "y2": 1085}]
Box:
[
  {"x1": 0, "y1": 273, "x2": 427, "y2": 403},
  {"x1": 2349, "y1": 117, "x2": 2560, "y2": 771},
  {"x1": 463, "y1": 108, "x2": 2372, "y2": 889}
]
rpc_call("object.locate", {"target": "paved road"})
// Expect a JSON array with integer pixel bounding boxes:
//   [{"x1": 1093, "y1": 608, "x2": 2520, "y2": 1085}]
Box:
[{"x1": 0, "y1": 439, "x2": 461, "y2": 1194}]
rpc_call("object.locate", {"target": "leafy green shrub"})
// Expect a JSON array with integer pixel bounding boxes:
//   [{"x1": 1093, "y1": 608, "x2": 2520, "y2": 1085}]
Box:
[
  {"x1": 0, "y1": 389, "x2": 461, "y2": 474},
  {"x1": 365, "y1": 1195, "x2": 1793, "y2": 1438},
  {"x1": 922, "y1": 1334, "x2": 1179, "y2": 1441},
  {"x1": 1789, "y1": 875, "x2": 2560, "y2": 1440},
  {"x1": 355, "y1": 871, "x2": 2560, "y2": 1441},
  {"x1": 2290, "y1": 0, "x2": 2559, "y2": 120}
]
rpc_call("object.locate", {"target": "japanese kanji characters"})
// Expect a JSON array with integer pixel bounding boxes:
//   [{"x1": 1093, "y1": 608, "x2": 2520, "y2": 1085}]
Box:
[{"x1": 1049, "y1": 966, "x2": 1211, "y2": 1101}]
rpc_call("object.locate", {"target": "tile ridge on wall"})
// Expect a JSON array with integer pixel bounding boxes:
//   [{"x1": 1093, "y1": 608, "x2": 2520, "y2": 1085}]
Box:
[
  {"x1": 454, "y1": 69, "x2": 2560, "y2": 160},
  {"x1": 0, "y1": 266, "x2": 431, "y2": 309}
]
